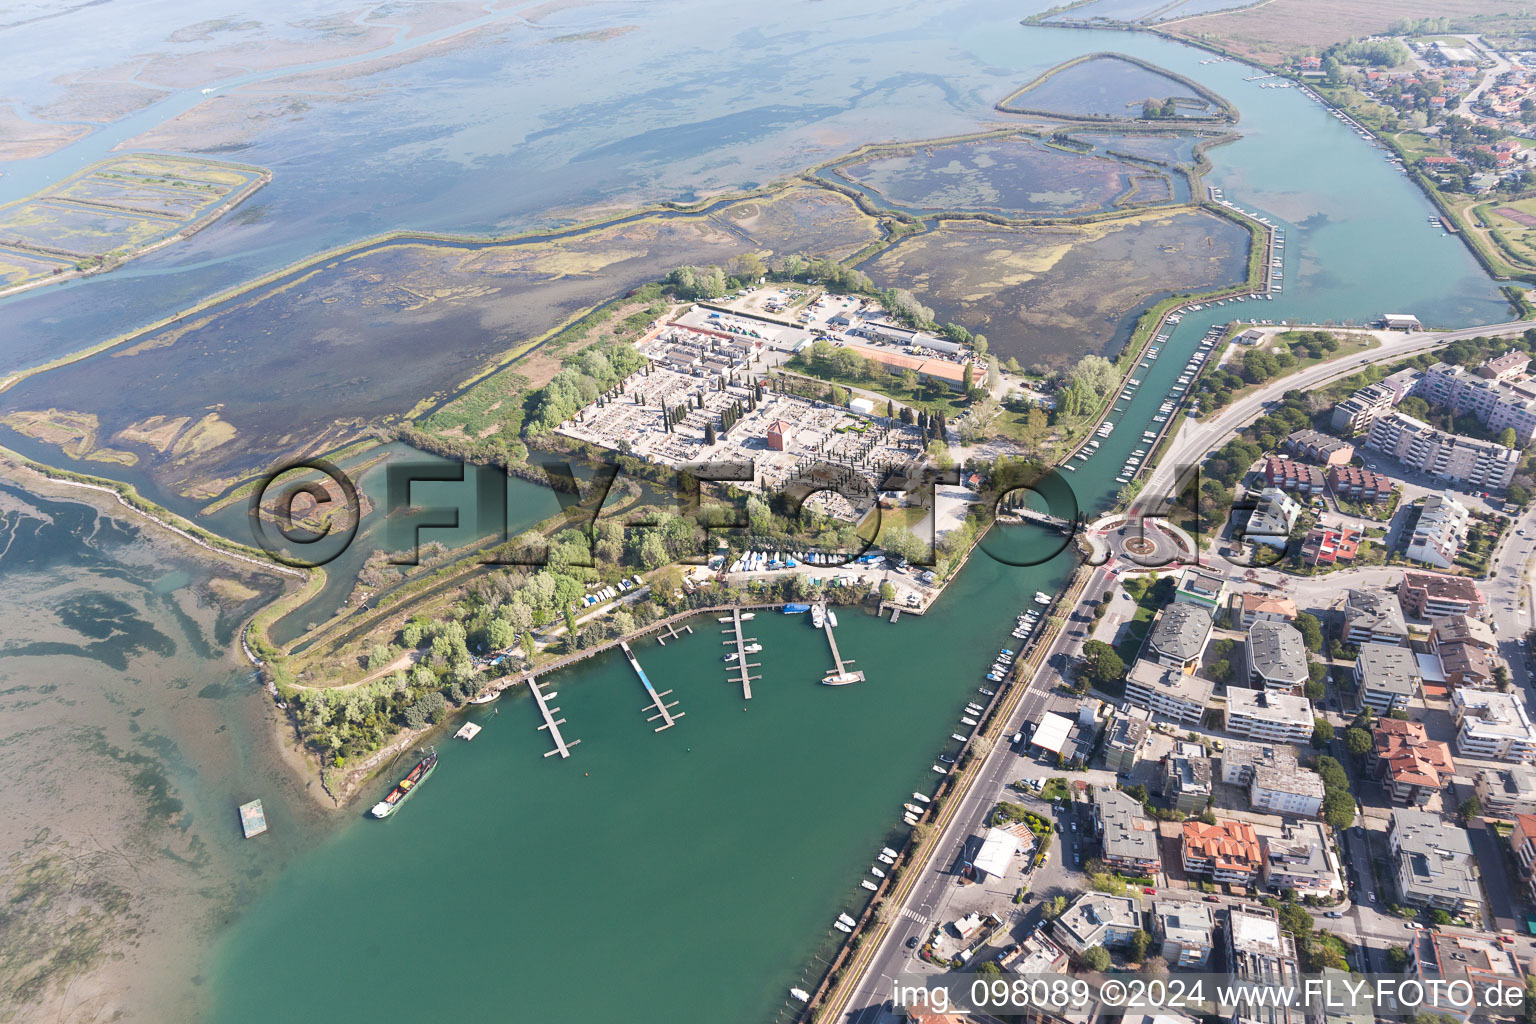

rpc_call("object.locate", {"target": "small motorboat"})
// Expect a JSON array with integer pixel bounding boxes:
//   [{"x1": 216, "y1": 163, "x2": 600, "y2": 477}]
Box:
[
  {"x1": 861, "y1": 880, "x2": 878, "y2": 891},
  {"x1": 978, "y1": 688, "x2": 994, "y2": 696},
  {"x1": 834, "y1": 921, "x2": 853, "y2": 933},
  {"x1": 790, "y1": 988, "x2": 810, "y2": 1003},
  {"x1": 912, "y1": 792, "x2": 931, "y2": 803},
  {"x1": 723, "y1": 652, "x2": 739, "y2": 663},
  {"x1": 871, "y1": 866, "x2": 885, "y2": 878}
]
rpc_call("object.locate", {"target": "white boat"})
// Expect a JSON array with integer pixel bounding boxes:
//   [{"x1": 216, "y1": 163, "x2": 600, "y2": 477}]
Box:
[
  {"x1": 790, "y1": 988, "x2": 811, "y2": 1003},
  {"x1": 744, "y1": 643, "x2": 763, "y2": 653},
  {"x1": 882, "y1": 847, "x2": 898, "y2": 858},
  {"x1": 904, "y1": 803, "x2": 923, "y2": 815},
  {"x1": 1033, "y1": 592, "x2": 1051, "y2": 606},
  {"x1": 724, "y1": 652, "x2": 739, "y2": 663},
  {"x1": 740, "y1": 612, "x2": 754, "y2": 620},
  {"x1": 467, "y1": 690, "x2": 500, "y2": 705},
  {"x1": 877, "y1": 854, "x2": 894, "y2": 865},
  {"x1": 871, "y1": 866, "x2": 885, "y2": 878},
  {"x1": 912, "y1": 792, "x2": 931, "y2": 803},
  {"x1": 719, "y1": 615, "x2": 734, "y2": 623},
  {"x1": 827, "y1": 610, "x2": 838, "y2": 628},
  {"x1": 839, "y1": 912, "x2": 858, "y2": 926},
  {"x1": 861, "y1": 879, "x2": 879, "y2": 890},
  {"x1": 932, "y1": 765, "x2": 948, "y2": 774},
  {"x1": 834, "y1": 921, "x2": 853, "y2": 933},
  {"x1": 811, "y1": 603, "x2": 826, "y2": 629},
  {"x1": 952, "y1": 732, "x2": 968, "y2": 742}
]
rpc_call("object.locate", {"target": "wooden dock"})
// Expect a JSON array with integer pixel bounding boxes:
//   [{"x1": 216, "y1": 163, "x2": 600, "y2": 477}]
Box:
[
  {"x1": 238, "y1": 799, "x2": 267, "y2": 839},
  {"x1": 527, "y1": 675, "x2": 579, "y2": 758},
  {"x1": 620, "y1": 641, "x2": 683, "y2": 732},
  {"x1": 722, "y1": 608, "x2": 761, "y2": 699},
  {"x1": 654, "y1": 620, "x2": 692, "y2": 646}
]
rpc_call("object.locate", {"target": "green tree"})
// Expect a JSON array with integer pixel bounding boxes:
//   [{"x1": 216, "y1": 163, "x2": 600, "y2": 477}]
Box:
[
  {"x1": 1079, "y1": 640, "x2": 1126, "y2": 690},
  {"x1": 963, "y1": 362, "x2": 974, "y2": 393},
  {"x1": 1129, "y1": 929, "x2": 1152, "y2": 963},
  {"x1": 1081, "y1": 945, "x2": 1112, "y2": 971},
  {"x1": 1386, "y1": 946, "x2": 1411, "y2": 971},
  {"x1": 1344, "y1": 726, "x2": 1373, "y2": 758},
  {"x1": 1500, "y1": 427, "x2": 1519, "y2": 449},
  {"x1": 880, "y1": 581, "x2": 896, "y2": 602},
  {"x1": 1322, "y1": 789, "x2": 1356, "y2": 830},
  {"x1": 1312, "y1": 717, "x2": 1334, "y2": 747},
  {"x1": 1459, "y1": 796, "x2": 1482, "y2": 820},
  {"x1": 1295, "y1": 612, "x2": 1324, "y2": 651}
]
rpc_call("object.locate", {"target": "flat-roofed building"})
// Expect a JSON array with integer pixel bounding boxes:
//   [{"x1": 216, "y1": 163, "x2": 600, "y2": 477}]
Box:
[
  {"x1": 1472, "y1": 764, "x2": 1536, "y2": 817},
  {"x1": 1145, "y1": 604, "x2": 1213, "y2": 671},
  {"x1": 1104, "y1": 708, "x2": 1151, "y2": 775},
  {"x1": 1410, "y1": 930, "x2": 1524, "y2": 1020},
  {"x1": 998, "y1": 928, "x2": 1070, "y2": 974},
  {"x1": 1249, "y1": 765, "x2": 1326, "y2": 818},
  {"x1": 1174, "y1": 567, "x2": 1226, "y2": 613},
  {"x1": 1261, "y1": 821, "x2": 1340, "y2": 895},
  {"x1": 1182, "y1": 819, "x2": 1263, "y2": 885},
  {"x1": 1161, "y1": 754, "x2": 1213, "y2": 814},
  {"x1": 1093, "y1": 787, "x2": 1162, "y2": 875},
  {"x1": 1512, "y1": 814, "x2": 1536, "y2": 902},
  {"x1": 1453, "y1": 689, "x2": 1536, "y2": 762},
  {"x1": 1152, "y1": 900, "x2": 1215, "y2": 968},
  {"x1": 1365, "y1": 413, "x2": 1518, "y2": 490},
  {"x1": 1400, "y1": 571, "x2": 1487, "y2": 620},
  {"x1": 1373, "y1": 719, "x2": 1455, "y2": 806},
  {"x1": 1220, "y1": 740, "x2": 1297, "y2": 786},
  {"x1": 1226, "y1": 688, "x2": 1314, "y2": 744},
  {"x1": 1224, "y1": 905, "x2": 1303, "y2": 1024},
  {"x1": 1246, "y1": 620, "x2": 1309, "y2": 690},
  {"x1": 1389, "y1": 809, "x2": 1483, "y2": 916},
  {"x1": 1418, "y1": 358, "x2": 1536, "y2": 445},
  {"x1": 1354, "y1": 642, "x2": 1419, "y2": 713},
  {"x1": 1236, "y1": 593, "x2": 1298, "y2": 629},
  {"x1": 1125, "y1": 658, "x2": 1214, "y2": 725},
  {"x1": 1051, "y1": 892, "x2": 1141, "y2": 955},
  {"x1": 1343, "y1": 589, "x2": 1409, "y2": 647}
]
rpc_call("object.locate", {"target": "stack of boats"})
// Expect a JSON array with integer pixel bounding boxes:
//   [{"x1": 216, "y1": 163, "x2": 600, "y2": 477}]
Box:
[{"x1": 727, "y1": 550, "x2": 845, "y2": 573}]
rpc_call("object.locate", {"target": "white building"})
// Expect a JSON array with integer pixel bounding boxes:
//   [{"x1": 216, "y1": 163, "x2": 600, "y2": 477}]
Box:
[
  {"x1": 1355, "y1": 643, "x2": 1420, "y2": 714},
  {"x1": 1365, "y1": 412, "x2": 1519, "y2": 490},
  {"x1": 1226, "y1": 688, "x2": 1314, "y2": 744},
  {"x1": 1125, "y1": 658, "x2": 1214, "y2": 725},
  {"x1": 1452, "y1": 689, "x2": 1536, "y2": 763},
  {"x1": 1249, "y1": 765, "x2": 1326, "y2": 818},
  {"x1": 1243, "y1": 487, "x2": 1302, "y2": 549},
  {"x1": 1405, "y1": 494, "x2": 1470, "y2": 570}
]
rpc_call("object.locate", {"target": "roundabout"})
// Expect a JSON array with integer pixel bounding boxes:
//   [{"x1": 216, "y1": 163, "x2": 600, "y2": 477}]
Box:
[{"x1": 1080, "y1": 513, "x2": 1197, "y2": 571}]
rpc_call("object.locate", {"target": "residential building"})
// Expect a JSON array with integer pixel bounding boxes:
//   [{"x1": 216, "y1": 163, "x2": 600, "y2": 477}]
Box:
[
  {"x1": 1472, "y1": 764, "x2": 1536, "y2": 817},
  {"x1": 1331, "y1": 372, "x2": 1417, "y2": 434},
  {"x1": 998, "y1": 928, "x2": 1069, "y2": 974},
  {"x1": 1261, "y1": 822, "x2": 1340, "y2": 894},
  {"x1": 1436, "y1": 641, "x2": 1497, "y2": 690},
  {"x1": 1051, "y1": 892, "x2": 1141, "y2": 954},
  {"x1": 1512, "y1": 814, "x2": 1536, "y2": 902},
  {"x1": 1417, "y1": 358, "x2": 1536, "y2": 445},
  {"x1": 1225, "y1": 688, "x2": 1314, "y2": 744},
  {"x1": 1429, "y1": 614, "x2": 1498, "y2": 653},
  {"x1": 1343, "y1": 589, "x2": 1408, "y2": 646},
  {"x1": 1405, "y1": 494, "x2": 1470, "y2": 570},
  {"x1": 1144, "y1": 605, "x2": 1213, "y2": 671},
  {"x1": 1126, "y1": 659, "x2": 1214, "y2": 725},
  {"x1": 1182, "y1": 819, "x2": 1263, "y2": 885},
  {"x1": 1354, "y1": 642, "x2": 1420, "y2": 713},
  {"x1": 1453, "y1": 689, "x2": 1536, "y2": 762},
  {"x1": 1224, "y1": 905, "x2": 1302, "y2": 1024},
  {"x1": 1246, "y1": 620, "x2": 1309, "y2": 690},
  {"x1": 1263, "y1": 457, "x2": 1324, "y2": 496},
  {"x1": 1364, "y1": 412, "x2": 1518, "y2": 490},
  {"x1": 1399, "y1": 572, "x2": 1487, "y2": 620},
  {"x1": 1410, "y1": 930, "x2": 1524, "y2": 1019},
  {"x1": 1248, "y1": 765, "x2": 1326, "y2": 818},
  {"x1": 1300, "y1": 525, "x2": 1361, "y2": 567},
  {"x1": 1242, "y1": 487, "x2": 1302, "y2": 549},
  {"x1": 1174, "y1": 567, "x2": 1226, "y2": 613},
  {"x1": 1161, "y1": 754, "x2": 1213, "y2": 814},
  {"x1": 1285, "y1": 430, "x2": 1354, "y2": 466},
  {"x1": 1373, "y1": 719, "x2": 1455, "y2": 806},
  {"x1": 1094, "y1": 788, "x2": 1162, "y2": 875},
  {"x1": 1388, "y1": 809, "x2": 1484, "y2": 916},
  {"x1": 1152, "y1": 900, "x2": 1214, "y2": 968},
  {"x1": 1103, "y1": 708, "x2": 1151, "y2": 775},
  {"x1": 1326, "y1": 465, "x2": 1392, "y2": 502},
  {"x1": 1236, "y1": 593, "x2": 1297, "y2": 629},
  {"x1": 1220, "y1": 740, "x2": 1298, "y2": 786}
]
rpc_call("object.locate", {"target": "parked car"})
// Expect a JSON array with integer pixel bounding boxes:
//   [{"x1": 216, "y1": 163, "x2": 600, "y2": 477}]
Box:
[
  {"x1": 906, "y1": 936, "x2": 919, "y2": 948},
  {"x1": 1204, "y1": 895, "x2": 1222, "y2": 903},
  {"x1": 1142, "y1": 887, "x2": 1157, "y2": 895},
  {"x1": 1325, "y1": 911, "x2": 1343, "y2": 919}
]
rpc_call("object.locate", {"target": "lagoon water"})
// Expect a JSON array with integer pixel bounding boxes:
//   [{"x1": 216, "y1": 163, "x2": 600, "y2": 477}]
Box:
[{"x1": 0, "y1": 0, "x2": 1517, "y2": 1019}]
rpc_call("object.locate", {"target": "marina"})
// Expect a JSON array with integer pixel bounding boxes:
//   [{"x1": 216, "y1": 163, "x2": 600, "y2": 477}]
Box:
[{"x1": 816, "y1": 601, "x2": 865, "y2": 686}]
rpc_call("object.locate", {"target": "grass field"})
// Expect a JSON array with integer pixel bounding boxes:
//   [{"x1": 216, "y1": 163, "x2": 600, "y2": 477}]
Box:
[
  {"x1": 1162, "y1": 0, "x2": 1509, "y2": 65},
  {"x1": 1477, "y1": 196, "x2": 1536, "y2": 268}
]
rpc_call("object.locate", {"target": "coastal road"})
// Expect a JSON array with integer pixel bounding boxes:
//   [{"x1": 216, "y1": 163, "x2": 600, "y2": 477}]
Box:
[
  {"x1": 1133, "y1": 318, "x2": 1535, "y2": 518},
  {"x1": 841, "y1": 565, "x2": 1111, "y2": 1024}
]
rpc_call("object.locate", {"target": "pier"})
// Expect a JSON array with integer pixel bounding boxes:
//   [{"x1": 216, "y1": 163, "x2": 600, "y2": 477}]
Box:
[
  {"x1": 721, "y1": 608, "x2": 761, "y2": 699},
  {"x1": 527, "y1": 676, "x2": 579, "y2": 758},
  {"x1": 820, "y1": 605, "x2": 865, "y2": 685},
  {"x1": 654, "y1": 620, "x2": 691, "y2": 646},
  {"x1": 620, "y1": 641, "x2": 683, "y2": 732}
]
